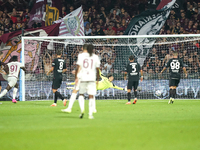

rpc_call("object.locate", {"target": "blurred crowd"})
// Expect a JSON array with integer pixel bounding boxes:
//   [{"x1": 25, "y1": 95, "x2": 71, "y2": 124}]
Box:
[{"x1": 1, "y1": 0, "x2": 200, "y2": 79}]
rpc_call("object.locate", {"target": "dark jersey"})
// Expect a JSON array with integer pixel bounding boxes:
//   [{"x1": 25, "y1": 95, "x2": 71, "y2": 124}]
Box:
[
  {"x1": 52, "y1": 58, "x2": 66, "y2": 77},
  {"x1": 166, "y1": 58, "x2": 184, "y2": 79},
  {"x1": 125, "y1": 61, "x2": 141, "y2": 81}
]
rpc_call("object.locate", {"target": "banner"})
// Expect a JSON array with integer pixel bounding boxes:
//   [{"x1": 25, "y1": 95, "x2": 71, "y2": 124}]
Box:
[
  {"x1": 121, "y1": 0, "x2": 176, "y2": 67},
  {"x1": 0, "y1": 23, "x2": 60, "y2": 72},
  {"x1": 1, "y1": 79, "x2": 200, "y2": 100},
  {"x1": 54, "y1": 6, "x2": 84, "y2": 36},
  {"x1": 45, "y1": 5, "x2": 59, "y2": 26},
  {"x1": 28, "y1": 0, "x2": 62, "y2": 28}
]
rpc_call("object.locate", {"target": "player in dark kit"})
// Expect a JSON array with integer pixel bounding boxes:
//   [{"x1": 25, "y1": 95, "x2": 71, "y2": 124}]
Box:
[
  {"x1": 47, "y1": 50, "x2": 67, "y2": 106},
  {"x1": 160, "y1": 50, "x2": 187, "y2": 104},
  {"x1": 124, "y1": 55, "x2": 143, "y2": 105}
]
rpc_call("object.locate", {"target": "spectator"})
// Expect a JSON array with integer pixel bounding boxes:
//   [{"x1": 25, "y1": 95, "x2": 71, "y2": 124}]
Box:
[
  {"x1": 110, "y1": 5, "x2": 121, "y2": 16},
  {"x1": 61, "y1": 6, "x2": 67, "y2": 18},
  {"x1": 84, "y1": 23, "x2": 92, "y2": 36},
  {"x1": 109, "y1": 9, "x2": 121, "y2": 25},
  {"x1": 83, "y1": 15, "x2": 89, "y2": 28},
  {"x1": 99, "y1": 6, "x2": 107, "y2": 22},
  {"x1": 105, "y1": 24, "x2": 115, "y2": 35},
  {"x1": 104, "y1": 59, "x2": 113, "y2": 74},
  {"x1": 94, "y1": 24, "x2": 105, "y2": 35}
]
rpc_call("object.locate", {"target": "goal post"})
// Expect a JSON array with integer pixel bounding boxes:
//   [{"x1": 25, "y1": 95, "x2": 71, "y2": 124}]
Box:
[{"x1": 20, "y1": 34, "x2": 200, "y2": 101}]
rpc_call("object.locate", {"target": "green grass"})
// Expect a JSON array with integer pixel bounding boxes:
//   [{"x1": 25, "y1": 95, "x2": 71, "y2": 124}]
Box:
[{"x1": 0, "y1": 99, "x2": 200, "y2": 150}]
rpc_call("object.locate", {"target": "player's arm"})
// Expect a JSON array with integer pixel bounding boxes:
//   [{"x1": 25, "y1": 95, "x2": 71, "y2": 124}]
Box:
[
  {"x1": 20, "y1": 67, "x2": 26, "y2": 73},
  {"x1": 161, "y1": 60, "x2": 170, "y2": 74},
  {"x1": 183, "y1": 67, "x2": 187, "y2": 78},
  {"x1": 75, "y1": 65, "x2": 81, "y2": 85},
  {"x1": 62, "y1": 68, "x2": 67, "y2": 73},
  {"x1": 46, "y1": 67, "x2": 54, "y2": 76},
  {"x1": 140, "y1": 69, "x2": 143, "y2": 81},
  {"x1": 124, "y1": 72, "x2": 127, "y2": 80},
  {"x1": 3, "y1": 64, "x2": 9, "y2": 74},
  {"x1": 99, "y1": 69, "x2": 107, "y2": 80},
  {"x1": 160, "y1": 67, "x2": 166, "y2": 74},
  {"x1": 112, "y1": 83, "x2": 124, "y2": 90},
  {"x1": 96, "y1": 68, "x2": 100, "y2": 83}
]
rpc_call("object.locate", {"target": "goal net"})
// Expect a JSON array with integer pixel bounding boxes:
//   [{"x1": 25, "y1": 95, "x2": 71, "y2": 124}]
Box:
[{"x1": 20, "y1": 35, "x2": 200, "y2": 101}]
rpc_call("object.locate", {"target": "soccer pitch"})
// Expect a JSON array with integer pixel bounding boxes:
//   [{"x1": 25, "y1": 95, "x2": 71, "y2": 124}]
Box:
[{"x1": 0, "y1": 100, "x2": 200, "y2": 150}]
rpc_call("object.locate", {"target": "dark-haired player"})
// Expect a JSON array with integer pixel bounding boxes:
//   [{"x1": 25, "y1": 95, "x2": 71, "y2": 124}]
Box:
[
  {"x1": 0, "y1": 56, "x2": 26, "y2": 103},
  {"x1": 75, "y1": 44, "x2": 100, "y2": 119},
  {"x1": 47, "y1": 50, "x2": 67, "y2": 106},
  {"x1": 161, "y1": 50, "x2": 187, "y2": 104},
  {"x1": 124, "y1": 55, "x2": 143, "y2": 105}
]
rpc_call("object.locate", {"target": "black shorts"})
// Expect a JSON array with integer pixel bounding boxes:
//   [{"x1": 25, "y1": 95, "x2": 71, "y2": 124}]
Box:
[
  {"x1": 0, "y1": 80, "x2": 1, "y2": 86},
  {"x1": 169, "y1": 78, "x2": 180, "y2": 87},
  {"x1": 52, "y1": 77, "x2": 62, "y2": 89},
  {"x1": 127, "y1": 80, "x2": 139, "y2": 90}
]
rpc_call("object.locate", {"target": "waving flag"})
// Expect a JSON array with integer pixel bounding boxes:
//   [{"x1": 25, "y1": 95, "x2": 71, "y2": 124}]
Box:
[
  {"x1": 54, "y1": 6, "x2": 84, "y2": 36},
  {"x1": 0, "y1": 23, "x2": 60, "y2": 72},
  {"x1": 116, "y1": 0, "x2": 176, "y2": 68},
  {"x1": 28, "y1": 0, "x2": 62, "y2": 28}
]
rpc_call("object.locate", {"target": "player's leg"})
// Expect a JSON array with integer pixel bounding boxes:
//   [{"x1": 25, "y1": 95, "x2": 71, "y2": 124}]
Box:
[
  {"x1": 65, "y1": 80, "x2": 80, "y2": 111},
  {"x1": 51, "y1": 78, "x2": 67, "y2": 106},
  {"x1": 12, "y1": 83, "x2": 18, "y2": 103},
  {"x1": 62, "y1": 89, "x2": 78, "y2": 113},
  {"x1": 168, "y1": 79, "x2": 178, "y2": 104},
  {"x1": 93, "y1": 96, "x2": 97, "y2": 113},
  {"x1": 0, "y1": 84, "x2": 11, "y2": 98},
  {"x1": 87, "y1": 82, "x2": 97, "y2": 119},
  {"x1": 171, "y1": 79, "x2": 179, "y2": 104},
  {"x1": 78, "y1": 82, "x2": 86, "y2": 118},
  {"x1": 132, "y1": 81, "x2": 139, "y2": 104},
  {"x1": 126, "y1": 80, "x2": 132, "y2": 104},
  {"x1": 0, "y1": 77, "x2": 16, "y2": 102}
]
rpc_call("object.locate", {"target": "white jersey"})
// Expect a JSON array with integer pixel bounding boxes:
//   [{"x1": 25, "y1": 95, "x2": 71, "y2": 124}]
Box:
[
  {"x1": 7, "y1": 62, "x2": 24, "y2": 78},
  {"x1": 77, "y1": 53, "x2": 100, "y2": 81}
]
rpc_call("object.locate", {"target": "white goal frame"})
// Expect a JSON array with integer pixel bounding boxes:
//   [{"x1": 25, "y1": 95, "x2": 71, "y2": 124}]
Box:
[{"x1": 20, "y1": 34, "x2": 200, "y2": 101}]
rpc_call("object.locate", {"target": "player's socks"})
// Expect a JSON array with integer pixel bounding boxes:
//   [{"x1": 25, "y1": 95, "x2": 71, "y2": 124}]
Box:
[
  {"x1": 127, "y1": 92, "x2": 131, "y2": 102},
  {"x1": 67, "y1": 93, "x2": 77, "y2": 110},
  {"x1": 89, "y1": 98, "x2": 94, "y2": 117},
  {"x1": 134, "y1": 90, "x2": 137, "y2": 98},
  {"x1": 169, "y1": 89, "x2": 173, "y2": 98},
  {"x1": 78, "y1": 95, "x2": 85, "y2": 113},
  {"x1": 0, "y1": 89, "x2": 8, "y2": 98},
  {"x1": 54, "y1": 92, "x2": 58, "y2": 103},
  {"x1": 55, "y1": 91, "x2": 64, "y2": 100},
  {"x1": 13, "y1": 88, "x2": 18, "y2": 100},
  {"x1": 93, "y1": 97, "x2": 97, "y2": 113},
  {"x1": 172, "y1": 89, "x2": 176, "y2": 99}
]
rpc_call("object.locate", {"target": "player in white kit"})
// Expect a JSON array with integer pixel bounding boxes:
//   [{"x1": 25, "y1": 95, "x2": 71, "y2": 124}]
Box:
[
  {"x1": 0, "y1": 56, "x2": 26, "y2": 103},
  {"x1": 75, "y1": 44, "x2": 100, "y2": 119}
]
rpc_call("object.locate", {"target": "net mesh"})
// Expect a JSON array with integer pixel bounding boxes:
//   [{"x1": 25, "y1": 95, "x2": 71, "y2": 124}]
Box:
[{"x1": 22, "y1": 35, "x2": 200, "y2": 100}]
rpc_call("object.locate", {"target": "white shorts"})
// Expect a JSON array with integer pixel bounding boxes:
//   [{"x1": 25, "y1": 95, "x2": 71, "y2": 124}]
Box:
[
  {"x1": 7, "y1": 77, "x2": 17, "y2": 87},
  {"x1": 79, "y1": 81, "x2": 96, "y2": 95}
]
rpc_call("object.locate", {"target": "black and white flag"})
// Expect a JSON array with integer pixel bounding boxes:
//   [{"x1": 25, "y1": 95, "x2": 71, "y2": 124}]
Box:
[{"x1": 119, "y1": 0, "x2": 176, "y2": 67}]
